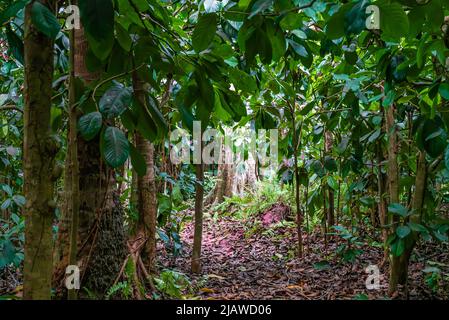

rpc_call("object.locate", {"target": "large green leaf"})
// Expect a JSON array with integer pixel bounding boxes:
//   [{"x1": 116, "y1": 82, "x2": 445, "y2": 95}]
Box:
[
  {"x1": 78, "y1": 112, "x2": 103, "y2": 141},
  {"x1": 6, "y1": 28, "x2": 24, "y2": 65},
  {"x1": 390, "y1": 238, "x2": 405, "y2": 257},
  {"x1": 421, "y1": 118, "x2": 448, "y2": 158},
  {"x1": 0, "y1": 0, "x2": 29, "y2": 25},
  {"x1": 344, "y1": 0, "x2": 369, "y2": 36},
  {"x1": 249, "y1": 0, "x2": 273, "y2": 19},
  {"x1": 99, "y1": 84, "x2": 133, "y2": 119},
  {"x1": 439, "y1": 83, "x2": 449, "y2": 100},
  {"x1": 79, "y1": 0, "x2": 114, "y2": 60},
  {"x1": 147, "y1": 95, "x2": 168, "y2": 137},
  {"x1": 31, "y1": 2, "x2": 60, "y2": 39},
  {"x1": 102, "y1": 126, "x2": 130, "y2": 168},
  {"x1": 133, "y1": 97, "x2": 158, "y2": 142},
  {"x1": 326, "y1": 3, "x2": 353, "y2": 39},
  {"x1": 378, "y1": 2, "x2": 409, "y2": 41},
  {"x1": 396, "y1": 225, "x2": 411, "y2": 239},
  {"x1": 129, "y1": 144, "x2": 147, "y2": 176},
  {"x1": 388, "y1": 203, "x2": 409, "y2": 218},
  {"x1": 192, "y1": 13, "x2": 217, "y2": 52},
  {"x1": 79, "y1": 0, "x2": 114, "y2": 41}
]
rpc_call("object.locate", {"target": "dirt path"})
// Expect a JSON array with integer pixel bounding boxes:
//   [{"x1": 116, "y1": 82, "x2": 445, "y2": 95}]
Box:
[{"x1": 159, "y1": 208, "x2": 448, "y2": 300}]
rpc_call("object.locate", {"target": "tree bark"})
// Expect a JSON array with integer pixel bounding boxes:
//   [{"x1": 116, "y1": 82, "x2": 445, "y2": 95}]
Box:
[
  {"x1": 22, "y1": 0, "x2": 58, "y2": 300},
  {"x1": 292, "y1": 110, "x2": 303, "y2": 258},
  {"x1": 386, "y1": 103, "x2": 401, "y2": 295},
  {"x1": 132, "y1": 71, "x2": 157, "y2": 273},
  {"x1": 53, "y1": 26, "x2": 126, "y2": 298},
  {"x1": 67, "y1": 17, "x2": 80, "y2": 300},
  {"x1": 325, "y1": 130, "x2": 335, "y2": 227},
  {"x1": 389, "y1": 151, "x2": 427, "y2": 295},
  {"x1": 191, "y1": 159, "x2": 205, "y2": 273}
]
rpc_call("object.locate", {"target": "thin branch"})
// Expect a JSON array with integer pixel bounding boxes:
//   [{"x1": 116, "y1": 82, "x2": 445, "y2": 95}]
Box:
[{"x1": 0, "y1": 105, "x2": 23, "y2": 113}]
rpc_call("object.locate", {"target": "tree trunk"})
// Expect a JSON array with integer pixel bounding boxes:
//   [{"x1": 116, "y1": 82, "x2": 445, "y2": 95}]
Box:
[
  {"x1": 389, "y1": 151, "x2": 427, "y2": 295},
  {"x1": 132, "y1": 71, "x2": 157, "y2": 273},
  {"x1": 292, "y1": 113, "x2": 303, "y2": 258},
  {"x1": 386, "y1": 103, "x2": 401, "y2": 295},
  {"x1": 53, "y1": 26, "x2": 126, "y2": 298},
  {"x1": 22, "y1": 0, "x2": 58, "y2": 300},
  {"x1": 325, "y1": 131, "x2": 334, "y2": 227},
  {"x1": 191, "y1": 159, "x2": 204, "y2": 273},
  {"x1": 67, "y1": 19, "x2": 80, "y2": 300}
]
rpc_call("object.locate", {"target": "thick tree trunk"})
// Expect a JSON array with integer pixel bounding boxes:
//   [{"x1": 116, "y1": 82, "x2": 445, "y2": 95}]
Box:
[
  {"x1": 22, "y1": 0, "x2": 58, "y2": 300},
  {"x1": 191, "y1": 160, "x2": 205, "y2": 273},
  {"x1": 53, "y1": 27, "x2": 126, "y2": 298},
  {"x1": 132, "y1": 71, "x2": 158, "y2": 273}
]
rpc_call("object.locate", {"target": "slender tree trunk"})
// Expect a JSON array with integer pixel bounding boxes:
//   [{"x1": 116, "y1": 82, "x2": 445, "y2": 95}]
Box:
[
  {"x1": 389, "y1": 151, "x2": 427, "y2": 295},
  {"x1": 325, "y1": 131, "x2": 335, "y2": 227},
  {"x1": 292, "y1": 112, "x2": 303, "y2": 258},
  {"x1": 386, "y1": 103, "x2": 401, "y2": 295},
  {"x1": 377, "y1": 141, "x2": 388, "y2": 263},
  {"x1": 23, "y1": 0, "x2": 58, "y2": 300},
  {"x1": 192, "y1": 158, "x2": 205, "y2": 273},
  {"x1": 67, "y1": 19, "x2": 80, "y2": 300}
]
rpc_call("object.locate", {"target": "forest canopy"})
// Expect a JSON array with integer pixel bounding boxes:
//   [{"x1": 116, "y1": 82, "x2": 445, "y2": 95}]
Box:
[{"x1": 0, "y1": 0, "x2": 449, "y2": 301}]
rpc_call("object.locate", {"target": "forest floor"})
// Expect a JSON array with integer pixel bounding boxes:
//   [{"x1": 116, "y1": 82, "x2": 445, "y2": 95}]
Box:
[{"x1": 160, "y1": 203, "x2": 449, "y2": 300}]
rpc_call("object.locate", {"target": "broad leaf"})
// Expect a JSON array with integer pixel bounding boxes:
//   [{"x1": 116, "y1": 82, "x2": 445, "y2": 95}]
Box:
[
  {"x1": 31, "y1": 2, "x2": 60, "y2": 39},
  {"x1": 99, "y1": 85, "x2": 133, "y2": 119},
  {"x1": 102, "y1": 126, "x2": 130, "y2": 168},
  {"x1": 192, "y1": 13, "x2": 217, "y2": 52},
  {"x1": 78, "y1": 112, "x2": 103, "y2": 141}
]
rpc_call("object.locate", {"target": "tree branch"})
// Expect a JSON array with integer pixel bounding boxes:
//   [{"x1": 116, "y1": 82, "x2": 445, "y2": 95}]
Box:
[{"x1": 0, "y1": 105, "x2": 23, "y2": 113}]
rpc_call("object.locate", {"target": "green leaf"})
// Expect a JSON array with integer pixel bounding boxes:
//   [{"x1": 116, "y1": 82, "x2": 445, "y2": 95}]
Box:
[
  {"x1": 433, "y1": 231, "x2": 448, "y2": 242},
  {"x1": 102, "y1": 127, "x2": 130, "y2": 168},
  {"x1": 249, "y1": 0, "x2": 273, "y2": 19},
  {"x1": 326, "y1": 3, "x2": 353, "y2": 39},
  {"x1": 344, "y1": 0, "x2": 369, "y2": 36},
  {"x1": 324, "y1": 156, "x2": 338, "y2": 172},
  {"x1": 313, "y1": 260, "x2": 331, "y2": 270},
  {"x1": 116, "y1": 23, "x2": 133, "y2": 52},
  {"x1": 228, "y1": 68, "x2": 258, "y2": 94},
  {"x1": 129, "y1": 144, "x2": 147, "y2": 177},
  {"x1": 390, "y1": 238, "x2": 405, "y2": 257},
  {"x1": 408, "y1": 222, "x2": 427, "y2": 233},
  {"x1": 1, "y1": 199, "x2": 12, "y2": 211},
  {"x1": 439, "y1": 83, "x2": 449, "y2": 100},
  {"x1": 422, "y1": 118, "x2": 448, "y2": 158},
  {"x1": 31, "y1": 2, "x2": 60, "y2": 39},
  {"x1": 0, "y1": 240, "x2": 16, "y2": 269},
  {"x1": 388, "y1": 203, "x2": 409, "y2": 218},
  {"x1": 327, "y1": 176, "x2": 338, "y2": 191},
  {"x1": 192, "y1": 13, "x2": 217, "y2": 52},
  {"x1": 396, "y1": 226, "x2": 411, "y2": 239},
  {"x1": 147, "y1": 95, "x2": 168, "y2": 137},
  {"x1": 12, "y1": 195, "x2": 26, "y2": 207},
  {"x1": 134, "y1": 97, "x2": 158, "y2": 142},
  {"x1": 79, "y1": 0, "x2": 114, "y2": 41},
  {"x1": 6, "y1": 28, "x2": 24, "y2": 65},
  {"x1": 99, "y1": 85, "x2": 132, "y2": 119},
  {"x1": 378, "y1": 2, "x2": 409, "y2": 41},
  {"x1": 78, "y1": 112, "x2": 103, "y2": 141},
  {"x1": 0, "y1": 0, "x2": 30, "y2": 25},
  {"x1": 79, "y1": 0, "x2": 114, "y2": 60}
]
